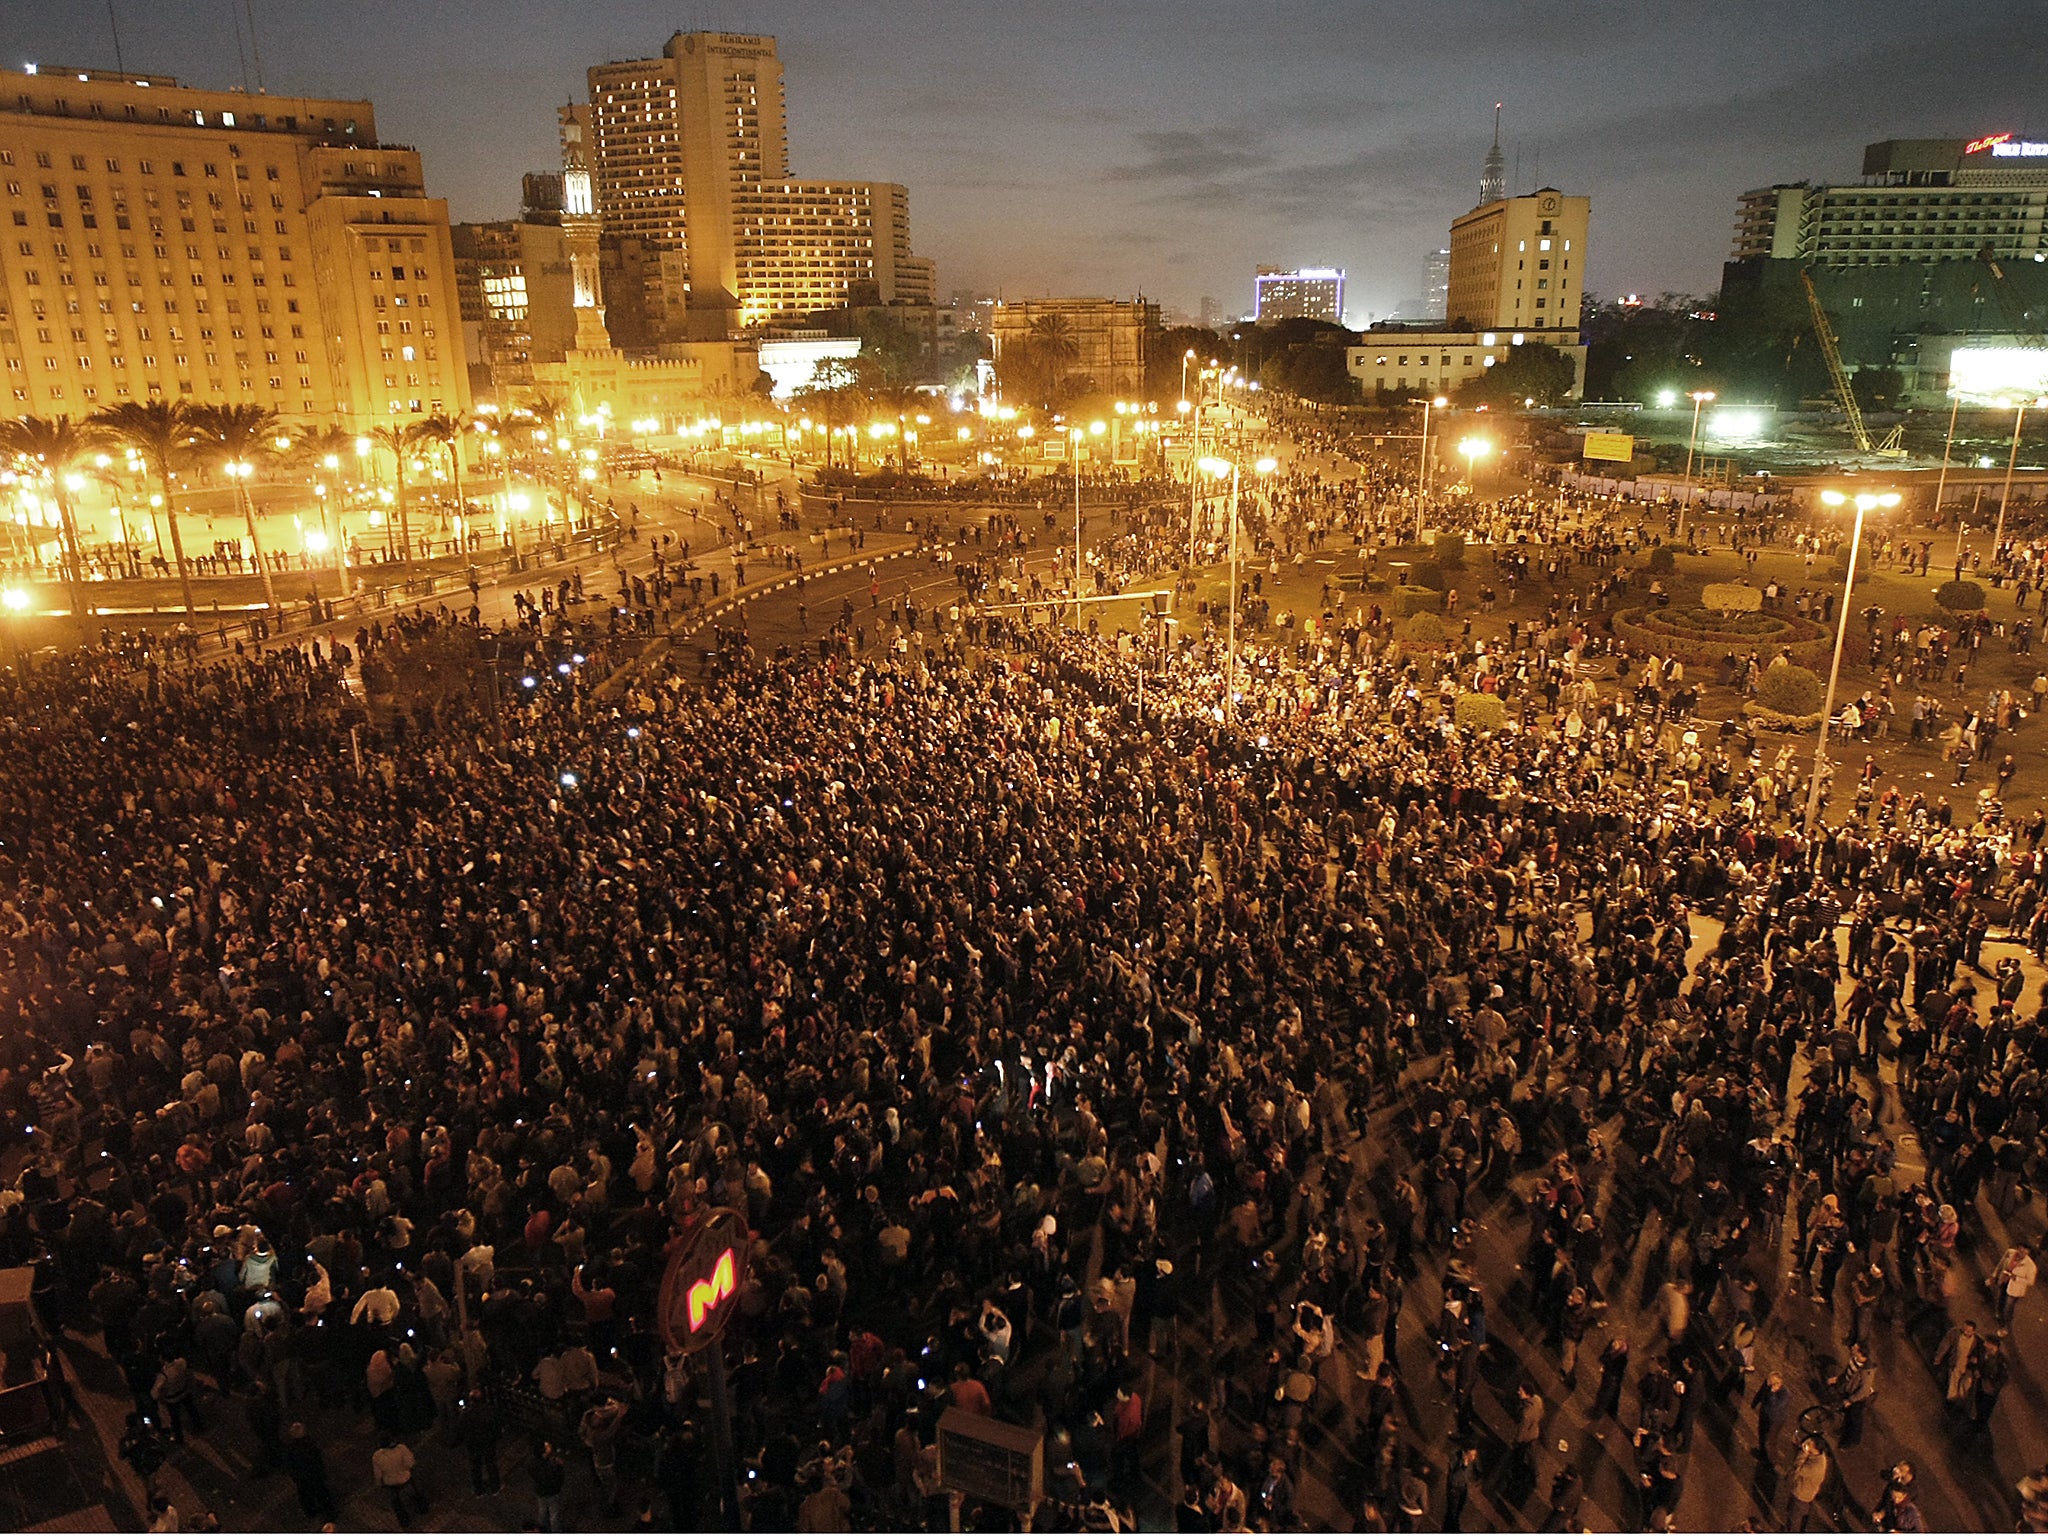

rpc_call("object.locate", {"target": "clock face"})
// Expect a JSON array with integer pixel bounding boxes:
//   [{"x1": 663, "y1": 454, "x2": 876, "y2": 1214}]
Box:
[{"x1": 1540, "y1": 194, "x2": 1560, "y2": 214}]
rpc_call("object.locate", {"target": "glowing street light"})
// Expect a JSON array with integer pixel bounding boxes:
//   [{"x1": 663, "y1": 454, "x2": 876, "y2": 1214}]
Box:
[
  {"x1": 1678, "y1": 389, "x2": 1717, "y2": 537},
  {"x1": 1805, "y1": 487, "x2": 1902, "y2": 829},
  {"x1": 1196, "y1": 454, "x2": 1278, "y2": 720}
]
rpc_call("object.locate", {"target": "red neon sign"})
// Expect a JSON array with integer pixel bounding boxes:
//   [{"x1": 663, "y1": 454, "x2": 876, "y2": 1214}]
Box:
[
  {"x1": 686, "y1": 1249, "x2": 736, "y2": 1331},
  {"x1": 1967, "y1": 133, "x2": 2013, "y2": 154}
]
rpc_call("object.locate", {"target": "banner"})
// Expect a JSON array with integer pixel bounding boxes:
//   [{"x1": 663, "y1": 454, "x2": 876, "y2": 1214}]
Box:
[{"x1": 1582, "y1": 432, "x2": 1634, "y2": 463}]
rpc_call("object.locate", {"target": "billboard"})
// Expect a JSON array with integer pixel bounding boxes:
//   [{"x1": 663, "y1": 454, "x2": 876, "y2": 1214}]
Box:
[
  {"x1": 1951, "y1": 347, "x2": 2048, "y2": 402},
  {"x1": 1582, "y1": 431, "x2": 1635, "y2": 463}
]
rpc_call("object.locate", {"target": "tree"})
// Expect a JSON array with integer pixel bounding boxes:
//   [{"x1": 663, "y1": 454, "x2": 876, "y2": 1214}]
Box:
[
  {"x1": 411, "y1": 413, "x2": 469, "y2": 526},
  {"x1": 0, "y1": 414, "x2": 104, "y2": 618},
  {"x1": 369, "y1": 424, "x2": 416, "y2": 560},
  {"x1": 1455, "y1": 342, "x2": 1578, "y2": 406},
  {"x1": 792, "y1": 358, "x2": 869, "y2": 471},
  {"x1": 94, "y1": 399, "x2": 200, "y2": 615},
  {"x1": 188, "y1": 402, "x2": 284, "y2": 612}
]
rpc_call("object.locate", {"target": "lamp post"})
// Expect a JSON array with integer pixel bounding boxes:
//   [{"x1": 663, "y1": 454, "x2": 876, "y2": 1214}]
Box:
[
  {"x1": 1071, "y1": 420, "x2": 1105, "y2": 627},
  {"x1": 1932, "y1": 392, "x2": 1962, "y2": 550},
  {"x1": 1409, "y1": 395, "x2": 1447, "y2": 544},
  {"x1": 224, "y1": 460, "x2": 278, "y2": 616},
  {"x1": 1678, "y1": 389, "x2": 1717, "y2": 540},
  {"x1": 1992, "y1": 397, "x2": 2040, "y2": 560},
  {"x1": 1198, "y1": 454, "x2": 1277, "y2": 721},
  {"x1": 1804, "y1": 487, "x2": 1900, "y2": 831}
]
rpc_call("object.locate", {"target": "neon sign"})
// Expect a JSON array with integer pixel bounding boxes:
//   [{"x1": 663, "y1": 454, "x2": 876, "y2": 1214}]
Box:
[
  {"x1": 1991, "y1": 141, "x2": 2048, "y2": 158},
  {"x1": 658, "y1": 1207, "x2": 750, "y2": 1354},
  {"x1": 1966, "y1": 133, "x2": 2013, "y2": 154},
  {"x1": 687, "y1": 1249, "x2": 736, "y2": 1331}
]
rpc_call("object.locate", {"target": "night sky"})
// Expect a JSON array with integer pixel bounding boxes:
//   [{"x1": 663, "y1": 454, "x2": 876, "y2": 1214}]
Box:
[{"x1": 2, "y1": 1, "x2": 2036, "y2": 323}]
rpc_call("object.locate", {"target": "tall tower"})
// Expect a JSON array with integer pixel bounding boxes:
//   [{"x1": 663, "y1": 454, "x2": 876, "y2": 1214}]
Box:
[
  {"x1": 1480, "y1": 103, "x2": 1506, "y2": 206},
  {"x1": 559, "y1": 104, "x2": 613, "y2": 352}
]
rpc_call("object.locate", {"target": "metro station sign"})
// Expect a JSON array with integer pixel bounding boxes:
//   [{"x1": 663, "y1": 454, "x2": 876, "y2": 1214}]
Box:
[{"x1": 658, "y1": 1207, "x2": 750, "y2": 1353}]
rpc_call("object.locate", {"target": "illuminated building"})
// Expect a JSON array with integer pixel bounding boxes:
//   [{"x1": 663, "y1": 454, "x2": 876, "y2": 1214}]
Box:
[
  {"x1": 1732, "y1": 137, "x2": 2048, "y2": 265},
  {"x1": 1723, "y1": 137, "x2": 2048, "y2": 402},
  {"x1": 1345, "y1": 327, "x2": 1586, "y2": 400},
  {"x1": 580, "y1": 32, "x2": 934, "y2": 335},
  {"x1": 1446, "y1": 188, "x2": 1590, "y2": 337},
  {"x1": 0, "y1": 65, "x2": 469, "y2": 425},
  {"x1": 451, "y1": 218, "x2": 574, "y2": 400},
  {"x1": 1253, "y1": 267, "x2": 1345, "y2": 325}
]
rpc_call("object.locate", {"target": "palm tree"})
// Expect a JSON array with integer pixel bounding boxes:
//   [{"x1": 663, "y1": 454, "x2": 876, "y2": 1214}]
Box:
[
  {"x1": 522, "y1": 391, "x2": 569, "y2": 527},
  {"x1": 411, "y1": 413, "x2": 467, "y2": 533},
  {"x1": 366, "y1": 423, "x2": 418, "y2": 561},
  {"x1": 188, "y1": 402, "x2": 284, "y2": 613},
  {"x1": 0, "y1": 414, "x2": 105, "y2": 618},
  {"x1": 93, "y1": 399, "x2": 200, "y2": 615}
]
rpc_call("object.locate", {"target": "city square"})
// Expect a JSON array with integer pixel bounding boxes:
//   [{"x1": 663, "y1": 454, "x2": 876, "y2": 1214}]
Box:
[{"x1": 0, "y1": 5, "x2": 2044, "y2": 1534}]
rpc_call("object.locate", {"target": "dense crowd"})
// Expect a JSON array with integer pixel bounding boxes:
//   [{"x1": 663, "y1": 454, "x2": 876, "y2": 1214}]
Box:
[{"x1": 2, "y1": 463, "x2": 2048, "y2": 1536}]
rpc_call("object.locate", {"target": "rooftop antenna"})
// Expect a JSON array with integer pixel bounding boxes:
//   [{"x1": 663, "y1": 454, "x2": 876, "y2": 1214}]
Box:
[
  {"x1": 106, "y1": 0, "x2": 124, "y2": 73},
  {"x1": 225, "y1": 0, "x2": 251, "y2": 92},
  {"x1": 244, "y1": 0, "x2": 266, "y2": 93},
  {"x1": 1480, "y1": 103, "x2": 1506, "y2": 204}
]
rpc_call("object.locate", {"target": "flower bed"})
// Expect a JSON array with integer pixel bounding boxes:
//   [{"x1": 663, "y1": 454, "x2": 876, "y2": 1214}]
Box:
[{"x1": 1613, "y1": 605, "x2": 1832, "y2": 669}]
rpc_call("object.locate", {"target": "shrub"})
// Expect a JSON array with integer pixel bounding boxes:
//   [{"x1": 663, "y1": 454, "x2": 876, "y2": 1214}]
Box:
[
  {"x1": 1395, "y1": 585, "x2": 1441, "y2": 617},
  {"x1": 1433, "y1": 532, "x2": 1466, "y2": 569},
  {"x1": 1702, "y1": 582, "x2": 1762, "y2": 614},
  {"x1": 1743, "y1": 701, "x2": 1823, "y2": 732},
  {"x1": 1935, "y1": 579, "x2": 1986, "y2": 614},
  {"x1": 1454, "y1": 692, "x2": 1508, "y2": 733},
  {"x1": 1645, "y1": 544, "x2": 1677, "y2": 572},
  {"x1": 1409, "y1": 561, "x2": 1445, "y2": 591},
  {"x1": 1405, "y1": 612, "x2": 1447, "y2": 646},
  {"x1": 1755, "y1": 663, "x2": 1825, "y2": 716}
]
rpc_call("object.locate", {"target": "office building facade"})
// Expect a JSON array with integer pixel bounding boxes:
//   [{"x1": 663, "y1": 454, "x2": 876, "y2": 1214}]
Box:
[
  {"x1": 451, "y1": 218, "x2": 574, "y2": 400},
  {"x1": 1446, "y1": 188, "x2": 1589, "y2": 336},
  {"x1": 0, "y1": 66, "x2": 468, "y2": 425},
  {"x1": 1346, "y1": 327, "x2": 1586, "y2": 400},
  {"x1": 1253, "y1": 266, "x2": 1344, "y2": 325},
  {"x1": 1731, "y1": 137, "x2": 2048, "y2": 265},
  {"x1": 988, "y1": 297, "x2": 1158, "y2": 398},
  {"x1": 582, "y1": 32, "x2": 933, "y2": 335}
]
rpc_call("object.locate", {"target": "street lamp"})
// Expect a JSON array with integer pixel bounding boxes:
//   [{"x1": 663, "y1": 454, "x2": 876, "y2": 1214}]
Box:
[
  {"x1": 1197, "y1": 454, "x2": 1278, "y2": 720},
  {"x1": 1679, "y1": 389, "x2": 1717, "y2": 539},
  {"x1": 1408, "y1": 395, "x2": 1448, "y2": 544},
  {"x1": 1805, "y1": 487, "x2": 1901, "y2": 830},
  {"x1": 1070, "y1": 421, "x2": 1106, "y2": 627},
  {"x1": 1993, "y1": 396, "x2": 2044, "y2": 558},
  {"x1": 1458, "y1": 436, "x2": 1492, "y2": 492}
]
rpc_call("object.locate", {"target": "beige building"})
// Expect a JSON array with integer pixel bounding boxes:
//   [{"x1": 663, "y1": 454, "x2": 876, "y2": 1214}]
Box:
[
  {"x1": 1446, "y1": 188, "x2": 1589, "y2": 337},
  {"x1": 988, "y1": 297, "x2": 1159, "y2": 397},
  {"x1": 583, "y1": 32, "x2": 933, "y2": 334},
  {"x1": 1346, "y1": 328, "x2": 1586, "y2": 399},
  {"x1": 0, "y1": 66, "x2": 468, "y2": 425}
]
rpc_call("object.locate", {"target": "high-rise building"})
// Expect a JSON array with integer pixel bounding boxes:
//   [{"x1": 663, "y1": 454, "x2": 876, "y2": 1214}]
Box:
[
  {"x1": 1253, "y1": 266, "x2": 1345, "y2": 325},
  {"x1": 451, "y1": 218, "x2": 574, "y2": 400},
  {"x1": 1480, "y1": 105, "x2": 1506, "y2": 206},
  {"x1": 1424, "y1": 248, "x2": 1451, "y2": 319},
  {"x1": 1731, "y1": 136, "x2": 2048, "y2": 265},
  {"x1": 1446, "y1": 188, "x2": 1589, "y2": 336},
  {"x1": 0, "y1": 65, "x2": 468, "y2": 425},
  {"x1": 580, "y1": 32, "x2": 933, "y2": 336}
]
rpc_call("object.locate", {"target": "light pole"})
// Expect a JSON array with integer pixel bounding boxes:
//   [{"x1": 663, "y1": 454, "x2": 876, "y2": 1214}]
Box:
[
  {"x1": 1804, "y1": 487, "x2": 1900, "y2": 830},
  {"x1": 1071, "y1": 420, "x2": 1105, "y2": 627},
  {"x1": 1184, "y1": 368, "x2": 1215, "y2": 565},
  {"x1": 1198, "y1": 454, "x2": 1277, "y2": 721},
  {"x1": 1992, "y1": 397, "x2": 2040, "y2": 560},
  {"x1": 1409, "y1": 395, "x2": 1447, "y2": 544},
  {"x1": 1932, "y1": 391, "x2": 1961, "y2": 546},
  {"x1": 224, "y1": 460, "x2": 278, "y2": 616},
  {"x1": 1678, "y1": 389, "x2": 1717, "y2": 540},
  {"x1": 1459, "y1": 436, "x2": 1492, "y2": 496}
]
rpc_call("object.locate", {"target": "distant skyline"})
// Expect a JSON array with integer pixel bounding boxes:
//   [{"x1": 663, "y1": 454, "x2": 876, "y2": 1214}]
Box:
[{"x1": 1, "y1": 1, "x2": 2037, "y2": 325}]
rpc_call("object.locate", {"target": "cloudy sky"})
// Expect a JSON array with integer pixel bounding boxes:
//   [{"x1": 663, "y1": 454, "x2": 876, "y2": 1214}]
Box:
[{"x1": 4, "y1": 1, "x2": 2036, "y2": 322}]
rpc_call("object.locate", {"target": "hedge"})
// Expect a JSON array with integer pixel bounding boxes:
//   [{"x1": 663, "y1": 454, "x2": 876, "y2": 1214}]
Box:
[
  {"x1": 1936, "y1": 579, "x2": 1986, "y2": 614},
  {"x1": 1702, "y1": 582, "x2": 1762, "y2": 614},
  {"x1": 1612, "y1": 606, "x2": 1832, "y2": 670},
  {"x1": 1756, "y1": 663, "x2": 1825, "y2": 715},
  {"x1": 1454, "y1": 692, "x2": 1508, "y2": 733},
  {"x1": 1395, "y1": 585, "x2": 1441, "y2": 617},
  {"x1": 1405, "y1": 612, "x2": 1448, "y2": 646}
]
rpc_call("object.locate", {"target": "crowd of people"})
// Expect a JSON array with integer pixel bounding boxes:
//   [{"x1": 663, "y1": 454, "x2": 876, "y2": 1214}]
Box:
[{"x1": 2, "y1": 438, "x2": 2048, "y2": 1536}]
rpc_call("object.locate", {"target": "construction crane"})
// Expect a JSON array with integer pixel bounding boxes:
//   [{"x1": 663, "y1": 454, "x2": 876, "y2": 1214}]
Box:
[
  {"x1": 1800, "y1": 267, "x2": 1905, "y2": 457},
  {"x1": 1975, "y1": 244, "x2": 2048, "y2": 358}
]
